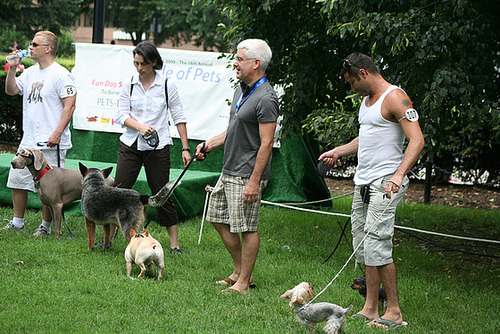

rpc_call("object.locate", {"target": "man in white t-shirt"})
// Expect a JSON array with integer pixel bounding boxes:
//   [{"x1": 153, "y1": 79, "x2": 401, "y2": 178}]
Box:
[{"x1": 2, "y1": 31, "x2": 77, "y2": 236}]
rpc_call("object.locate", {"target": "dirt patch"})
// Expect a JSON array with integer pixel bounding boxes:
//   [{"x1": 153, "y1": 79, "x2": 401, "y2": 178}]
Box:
[{"x1": 324, "y1": 177, "x2": 499, "y2": 210}]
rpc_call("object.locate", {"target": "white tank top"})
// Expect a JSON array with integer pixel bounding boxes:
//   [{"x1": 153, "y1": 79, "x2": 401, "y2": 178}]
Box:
[{"x1": 354, "y1": 85, "x2": 406, "y2": 185}]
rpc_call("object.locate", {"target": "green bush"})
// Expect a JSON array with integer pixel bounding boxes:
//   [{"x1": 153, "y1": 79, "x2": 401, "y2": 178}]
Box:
[
  {"x1": 56, "y1": 30, "x2": 76, "y2": 59},
  {"x1": 0, "y1": 29, "x2": 30, "y2": 54},
  {"x1": 0, "y1": 71, "x2": 22, "y2": 143},
  {"x1": 0, "y1": 57, "x2": 75, "y2": 143}
]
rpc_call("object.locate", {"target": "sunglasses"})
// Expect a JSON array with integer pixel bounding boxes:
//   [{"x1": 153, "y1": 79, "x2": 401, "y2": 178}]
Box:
[
  {"x1": 342, "y1": 59, "x2": 353, "y2": 70},
  {"x1": 30, "y1": 42, "x2": 50, "y2": 48}
]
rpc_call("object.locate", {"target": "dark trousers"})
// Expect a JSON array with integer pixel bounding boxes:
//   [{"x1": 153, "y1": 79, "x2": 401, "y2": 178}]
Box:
[{"x1": 115, "y1": 141, "x2": 179, "y2": 227}]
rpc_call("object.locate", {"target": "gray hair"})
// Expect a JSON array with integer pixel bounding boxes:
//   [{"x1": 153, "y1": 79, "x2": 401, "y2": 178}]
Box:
[{"x1": 237, "y1": 39, "x2": 272, "y2": 72}]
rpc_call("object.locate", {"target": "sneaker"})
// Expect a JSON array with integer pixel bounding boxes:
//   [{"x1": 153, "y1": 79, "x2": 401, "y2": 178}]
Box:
[
  {"x1": 170, "y1": 248, "x2": 182, "y2": 254},
  {"x1": 1, "y1": 219, "x2": 25, "y2": 231},
  {"x1": 33, "y1": 225, "x2": 51, "y2": 236}
]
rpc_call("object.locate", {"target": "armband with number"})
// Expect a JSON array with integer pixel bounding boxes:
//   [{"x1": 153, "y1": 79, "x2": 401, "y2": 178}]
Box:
[{"x1": 398, "y1": 108, "x2": 419, "y2": 122}]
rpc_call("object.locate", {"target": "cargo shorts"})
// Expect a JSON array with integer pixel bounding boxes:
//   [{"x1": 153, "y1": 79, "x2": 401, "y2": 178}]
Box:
[{"x1": 351, "y1": 174, "x2": 408, "y2": 266}]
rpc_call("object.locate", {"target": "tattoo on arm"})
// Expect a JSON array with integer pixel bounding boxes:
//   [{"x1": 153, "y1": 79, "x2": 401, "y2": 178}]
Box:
[{"x1": 402, "y1": 99, "x2": 411, "y2": 107}]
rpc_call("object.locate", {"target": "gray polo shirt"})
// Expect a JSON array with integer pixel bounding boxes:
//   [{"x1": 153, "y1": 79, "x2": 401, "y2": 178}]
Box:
[{"x1": 222, "y1": 78, "x2": 279, "y2": 180}]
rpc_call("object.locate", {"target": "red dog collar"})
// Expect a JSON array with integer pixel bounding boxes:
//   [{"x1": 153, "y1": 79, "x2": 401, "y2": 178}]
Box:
[{"x1": 34, "y1": 165, "x2": 51, "y2": 182}]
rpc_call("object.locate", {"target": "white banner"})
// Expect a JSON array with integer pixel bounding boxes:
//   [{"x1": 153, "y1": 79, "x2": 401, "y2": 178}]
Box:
[{"x1": 72, "y1": 43, "x2": 234, "y2": 140}]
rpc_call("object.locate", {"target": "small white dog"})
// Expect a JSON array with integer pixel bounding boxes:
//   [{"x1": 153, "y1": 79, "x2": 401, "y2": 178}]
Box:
[
  {"x1": 124, "y1": 228, "x2": 165, "y2": 281},
  {"x1": 280, "y1": 282, "x2": 352, "y2": 334}
]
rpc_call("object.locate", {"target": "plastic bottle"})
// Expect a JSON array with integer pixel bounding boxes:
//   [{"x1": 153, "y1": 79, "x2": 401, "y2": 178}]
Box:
[{"x1": 6, "y1": 49, "x2": 30, "y2": 62}]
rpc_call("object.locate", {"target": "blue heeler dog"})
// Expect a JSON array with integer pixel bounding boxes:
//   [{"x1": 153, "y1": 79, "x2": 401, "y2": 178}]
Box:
[{"x1": 79, "y1": 163, "x2": 179, "y2": 251}]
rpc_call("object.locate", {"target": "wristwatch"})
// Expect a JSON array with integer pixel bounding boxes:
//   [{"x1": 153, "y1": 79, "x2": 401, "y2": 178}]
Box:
[{"x1": 182, "y1": 147, "x2": 191, "y2": 152}]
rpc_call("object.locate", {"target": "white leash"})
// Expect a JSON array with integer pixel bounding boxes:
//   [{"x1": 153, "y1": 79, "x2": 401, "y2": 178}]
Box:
[{"x1": 305, "y1": 196, "x2": 395, "y2": 306}]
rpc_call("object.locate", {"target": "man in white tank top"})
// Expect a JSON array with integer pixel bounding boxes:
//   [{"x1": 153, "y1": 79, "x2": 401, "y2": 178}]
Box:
[{"x1": 319, "y1": 53, "x2": 424, "y2": 329}]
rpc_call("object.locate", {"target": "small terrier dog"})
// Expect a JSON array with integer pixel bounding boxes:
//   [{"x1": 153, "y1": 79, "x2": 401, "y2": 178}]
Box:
[
  {"x1": 124, "y1": 227, "x2": 165, "y2": 281},
  {"x1": 350, "y1": 276, "x2": 388, "y2": 311},
  {"x1": 280, "y1": 282, "x2": 352, "y2": 334}
]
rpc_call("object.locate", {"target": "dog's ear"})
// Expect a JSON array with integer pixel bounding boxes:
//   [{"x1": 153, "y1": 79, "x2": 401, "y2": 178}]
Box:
[
  {"x1": 279, "y1": 289, "x2": 293, "y2": 300},
  {"x1": 290, "y1": 295, "x2": 305, "y2": 306},
  {"x1": 32, "y1": 149, "x2": 44, "y2": 170},
  {"x1": 79, "y1": 162, "x2": 88, "y2": 177},
  {"x1": 102, "y1": 167, "x2": 113, "y2": 179},
  {"x1": 129, "y1": 229, "x2": 137, "y2": 239},
  {"x1": 144, "y1": 227, "x2": 149, "y2": 237}
]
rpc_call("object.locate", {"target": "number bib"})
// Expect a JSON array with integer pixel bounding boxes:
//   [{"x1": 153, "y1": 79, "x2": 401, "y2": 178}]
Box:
[{"x1": 405, "y1": 108, "x2": 419, "y2": 122}]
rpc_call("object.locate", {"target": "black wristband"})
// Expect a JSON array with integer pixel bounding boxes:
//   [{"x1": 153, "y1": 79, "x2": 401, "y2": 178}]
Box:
[{"x1": 182, "y1": 147, "x2": 191, "y2": 152}]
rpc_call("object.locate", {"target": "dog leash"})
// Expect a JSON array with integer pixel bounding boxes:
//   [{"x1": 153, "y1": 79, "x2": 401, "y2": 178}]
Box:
[
  {"x1": 144, "y1": 142, "x2": 207, "y2": 230},
  {"x1": 36, "y1": 142, "x2": 75, "y2": 238},
  {"x1": 303, "y1": 195, "x2": 396, "y2": 308}
]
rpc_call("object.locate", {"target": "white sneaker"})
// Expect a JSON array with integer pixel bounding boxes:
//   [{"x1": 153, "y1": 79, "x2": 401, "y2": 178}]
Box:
[
  {"x1": 33, "y1": 225, "x2": 51, "y2": 236},
  {"x1": 1, "y1": 219, "x2": 25, "y2": 231}
]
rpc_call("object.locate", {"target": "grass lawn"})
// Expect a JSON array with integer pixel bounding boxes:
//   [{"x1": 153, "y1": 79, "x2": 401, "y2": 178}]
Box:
[{"x1": 0, "y1": 197, "x2": 498, "y2": 333}]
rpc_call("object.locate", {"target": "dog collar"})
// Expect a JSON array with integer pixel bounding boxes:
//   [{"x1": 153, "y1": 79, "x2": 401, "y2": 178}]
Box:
[{"x1": 34, "y1": 165, "x2": 51, "y2": 182}]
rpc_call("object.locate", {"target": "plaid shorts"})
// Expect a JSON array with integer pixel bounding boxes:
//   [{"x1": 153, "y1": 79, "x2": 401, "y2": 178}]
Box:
[
  {"x1": 206, "y1": 173, "x2": 268, "y2": 233},
  {"x1": 351, "y1": 174, "x2": 408, "y2": 266},
  {"x1": 7, "y1": 148, "x2": 67, "y2": 192}
]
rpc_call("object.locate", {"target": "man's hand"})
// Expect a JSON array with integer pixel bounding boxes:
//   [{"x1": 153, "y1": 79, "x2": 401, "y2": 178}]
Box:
[
  {"x1": 47, "y1": 132, "x2": 62, "y2": 147},
  {"x1": 244, "y1": 179, "x2": 259, "y2": 205},
  {"x1": 384, "y1": 175, "x2": 404, "y2": 199},
  {"x1": 318, "y1": 149, "x2": 341, "y2": 167},
  {"x1": 194, "y1": 142, "x2": 211, "y2": 161}
]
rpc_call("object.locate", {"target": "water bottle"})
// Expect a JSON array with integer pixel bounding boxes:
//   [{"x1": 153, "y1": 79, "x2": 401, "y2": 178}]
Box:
[{"x1": 6, "y1": 49, "x2": 30, "y2": 62}]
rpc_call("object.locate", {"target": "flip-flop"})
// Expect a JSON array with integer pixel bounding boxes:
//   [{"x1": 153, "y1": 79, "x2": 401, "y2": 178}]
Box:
[
  {"x1": 215, "y1": 277, "x2": 256, "y2": 288},
  {"x1": 371, "y1": 317, "x2": 408, "y2": 330},
  {"x1": 221, "y1": 287, "x2": 249, "y2": 295},
  {"x1": 215, "y1": 277, "x2": 236, "y2": 286},
  {"x1": 351, "y1": 313, "x2": 371, "y2": 322}
]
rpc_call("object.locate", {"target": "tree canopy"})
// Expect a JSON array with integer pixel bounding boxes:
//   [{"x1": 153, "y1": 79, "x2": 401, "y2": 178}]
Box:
[
  {"x1": 1, "y1": 0, "x2": 84, "y2": 36},
  {"x1": 200, "y1": 0, "x2": 500, "y2": 183},
  {"x1": 106, "y1": 0, "x2": 227, "y2": 50}
]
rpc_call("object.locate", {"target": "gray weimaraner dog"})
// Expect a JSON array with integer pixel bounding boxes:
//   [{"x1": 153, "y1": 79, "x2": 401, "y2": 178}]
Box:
[{"x1": 10, "y1": 147, "x2": 114, "y2": 237}]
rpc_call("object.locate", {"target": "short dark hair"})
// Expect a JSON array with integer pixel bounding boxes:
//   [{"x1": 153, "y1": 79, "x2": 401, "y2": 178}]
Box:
[
  {"x1": 340, "y1": 52, "x2": 379, "y2": 79},
  {"x1": 133, "y1": 41, "x2": 163, "y2": 70}
]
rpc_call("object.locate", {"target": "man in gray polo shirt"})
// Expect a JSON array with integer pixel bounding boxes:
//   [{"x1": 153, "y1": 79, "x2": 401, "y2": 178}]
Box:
[{"x1": 195, "y1": 39, "x2": 279, "y2": 294}]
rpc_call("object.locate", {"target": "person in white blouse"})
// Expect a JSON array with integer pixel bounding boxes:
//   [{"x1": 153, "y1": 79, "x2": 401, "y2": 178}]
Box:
[{"x1": 115, "y1": 41, "x2": 190, "y2": 254}]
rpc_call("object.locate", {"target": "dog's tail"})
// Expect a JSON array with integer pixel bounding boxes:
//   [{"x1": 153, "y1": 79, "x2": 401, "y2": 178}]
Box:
[{"x1": 147, "y1": 180, "x2": 181, "y2": 207}]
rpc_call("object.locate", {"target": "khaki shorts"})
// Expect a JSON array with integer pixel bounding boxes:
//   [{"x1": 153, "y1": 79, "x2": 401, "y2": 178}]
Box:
[
  {"x1": 7, "y1": 148, "x2": 67, "y2": 192},
  {"x1": 206, "y1": 173, "x2": 268, "y2": 233},
  {"x1": 351, "y1": 174, "x2": 408, "y2": 266}
]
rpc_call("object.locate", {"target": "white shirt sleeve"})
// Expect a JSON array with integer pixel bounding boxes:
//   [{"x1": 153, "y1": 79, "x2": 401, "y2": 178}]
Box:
[
  {"x1": 166, "y1": 80, "x2": 187, "y2": 125},
  {"x1": 116, "y1": 77, "x2": 133, "y2": 126}
]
